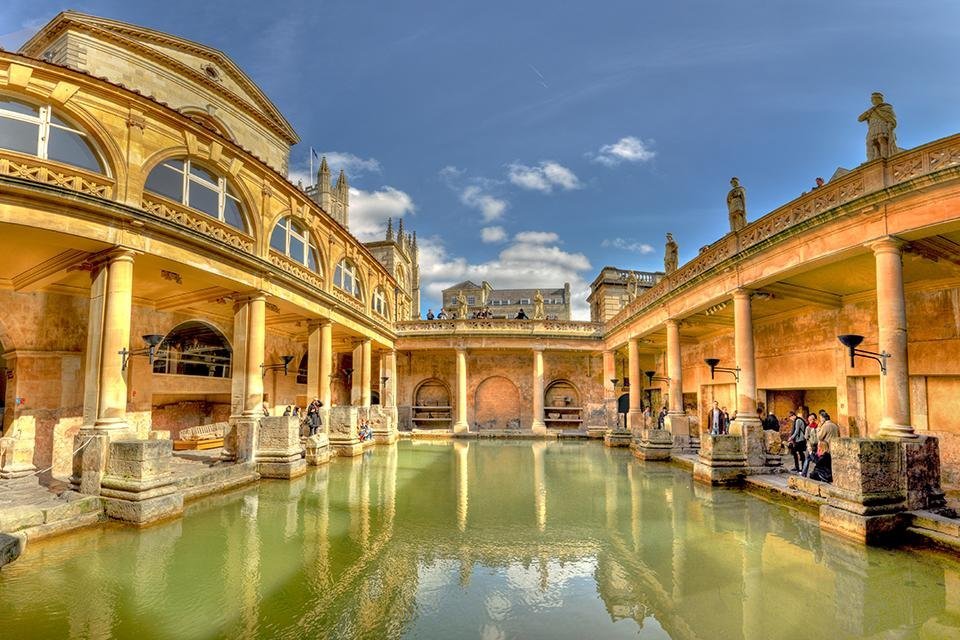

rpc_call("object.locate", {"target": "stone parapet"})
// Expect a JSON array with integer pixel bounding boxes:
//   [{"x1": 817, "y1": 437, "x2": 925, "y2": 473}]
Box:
[
  {"x1": 901, "y1": 435, "x2": 945, "y2": 511},
  {"x1": 99, "y1": 439, "x2": 183, "y2": 526},
  {"x1": 222, "y1": 416, "x2": 260, "y2": 463},
  {"x1": 369, "y1": 405, "x2": 399, "y2": 444},
  {"x1": 632, "y1": 428, "x2": 673, "y2": 461},
  {"x1": 256, "y1": 416, "x2": 306, "y2": 479},
  {"x1": 328, "y1": 406, "x2": 363, "y2": 457},
  {"x1": 603, "y1": 430, "x2": 631, "y2": 448},
  {"x1": 305, "y1": 434, "x2": 331, "y2": 466},
  {"x1": 693, "y1": 434, "x2": 748, "y2": 485},
  {"x1": 763, "y1": 431, "x2": 784, "y2": 468}
]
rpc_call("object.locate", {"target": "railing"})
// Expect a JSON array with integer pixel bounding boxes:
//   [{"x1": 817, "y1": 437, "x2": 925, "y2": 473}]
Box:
[
  {"x1": 269, "y1": 250, "x2": 324, "y2": 290},
  {"x1": 606, "y1": 132, "x2": 960, "y2": 330},
  {"x1": 0, "y1": 151, "x2": 114, "y2": 199},
  {"x1": 141, "y1": 194, "x2": 255, "y2": 254},
  {"x1": 396, "y1": 318, "x2": 604, "y2": 338}
]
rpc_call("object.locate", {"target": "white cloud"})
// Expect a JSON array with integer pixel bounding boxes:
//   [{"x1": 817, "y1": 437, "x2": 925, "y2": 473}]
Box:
[
  {"x1": 601, "y1": 238, "x2": 655, "y2": 254},
  {"x1": 348, "y1": 186, "x2": 415, "y2": 241},
  {"x1": 416, "y1": 233, "x2": 594, "y2": 320},
  {"x1": 481, "y1": 226, "x2": 507, "y2": 243},
  {"x1": 319, "y1": 151, "x2": 381, "y2": 177},
  {"x1": 589, "y1": 136, "x2": 656, "y2": 166},
  {"x1": 514, "y1": 231, "x2": 560, "y2": 244},
  {"x1": 508, "y1": 161, "x2": 581, "y2": 193},
  {"x1": 461, "y1": 185, "x2": 508, "y2": 222}
]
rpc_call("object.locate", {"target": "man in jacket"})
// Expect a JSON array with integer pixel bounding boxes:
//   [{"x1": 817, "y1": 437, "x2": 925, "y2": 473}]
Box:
[{"x1": 786, "y1": 410, "x2": 806, "y2": 472}]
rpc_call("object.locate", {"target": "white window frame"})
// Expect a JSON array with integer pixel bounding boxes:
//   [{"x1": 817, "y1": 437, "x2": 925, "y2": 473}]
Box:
[
  {"x1": 0, "y1": 98, "x2": 104, "y2": 173},
  {"x1": 372, "y1": 288, "x2": 388, "y2": 317},
  {"x1": 334, "y1": 259, "x2": 363, "y2": 299},
  {"x1": 272, "y1": 217, "x2": 320, "y2": 272},
  {"x1": 148, "y1": 158, "x2": 244, "y2": 230}
]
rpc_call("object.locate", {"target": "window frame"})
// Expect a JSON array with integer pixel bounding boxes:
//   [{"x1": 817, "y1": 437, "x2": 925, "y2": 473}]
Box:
[
  {"x1": 372, "y1": 287, "x2": 389, "y2": 318},
  {"x1": 145, "y1": 157, "x2": 246, "y2": 231},
  {"x1": 334, "y1": 259, "x2": 363, "y2": 300},
  {"x1": 0, "y1": 97, "x2": 105, "y2": 174},
  {"x1": 271, "y1": 216, "x2": 321, "y2": 273}
]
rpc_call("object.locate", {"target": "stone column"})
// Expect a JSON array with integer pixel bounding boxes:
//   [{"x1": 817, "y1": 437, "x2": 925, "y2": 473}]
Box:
[
  {"x1": 306, "y1": 321, "x2": 321, "y2": 403},
  {"x1": 730, "y1": 289, "x2": 764, "y2": 468},
  {"x1": 531, "y1": 347, "x2": 547, "y2": 435},
  {"x1": 384, "y1": 350, "x2": 397, "y2": 408},
  {"x1": 361, "y1": 339, "x2": 372, "y2": 407},
  {"x1": 453, "y1": 348, "x2": 469, "y2": 433},
  {"x1": 93, "y1": 250, "x2": 135, "y2": 434},
  {"x1": 224, "y1": 293, "x2": 266, "y2": 463},
  {"x1": 240, "y1": 294, "x2": 266, "y2": 417},
  {"x1": 350, "y1": 342, "x2": 362, "y2": 405},
  {"x1": 627, "y1": 338, "x2": 643, "y2": 431},
  {"x1": 594, "y1": 349, "x2": 617, "y2": 438},
  {"x1": 370, "y1": 349, "x2": 399, "y2": 444},
  {"x1": 319, "y1": 320, "x2": 333, "y2": 409},
  {"x1": 871, "y1": 237, "x2": 914, "y2": 439},
  {"x1": 664, "y1": 319, "x2": 690, "y2": 447}
]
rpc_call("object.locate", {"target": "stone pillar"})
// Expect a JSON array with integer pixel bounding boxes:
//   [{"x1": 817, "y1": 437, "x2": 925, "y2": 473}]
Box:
[
  {"x1": 306, "y1": 320, "x2": 321, "y2": 403},
  {"x1": 663, "y1": 319, "x2": 691, "y2": 449},
  {"x1": 729, "y1": 289, "x2": 764, "y2": 469},
  {"x1": 328, "y1": 405, "x2": 362, "y2": 456},
  {"x1": 870, "y1": 237, "x2": 914, "y2": 439},
  {"x1": 319, "y1": 320, "x2": 333, "y2": 409},
  {"x1": 99, "y1": 439, "x2": 183, "y2": 525},
  {"x1": 350, "y1": 342, "x2": 362, "y2": 405},
  {"x1": 371, "y1": 350, "x2": 399, "y2": 444},
  {"x1": 256, "y1": 416, "x2": 307, "y2": 479},
  {"x1": 627, "y1": 338, "x2": 642, "y2": 431},
  {"x1": 360, "y1": 339, "x2": 372, "y2": 407},
  {"x1": 453, "y1": 348, "x2": 469, "y2": 433},
  {"x1": 531, "y1": 348, "x2": 547, "y2": 435},
  {"x1": 224, "y1": 293, "x2": 266, "y2": 464},
  {"x1": 93, "y1": 250, "x2": 135, "y2": 434}
]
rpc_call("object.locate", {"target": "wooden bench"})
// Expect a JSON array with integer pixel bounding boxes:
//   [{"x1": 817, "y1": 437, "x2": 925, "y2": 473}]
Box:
[{"x1": 173, "y1": 422, "x2": 226, "y2": 451}]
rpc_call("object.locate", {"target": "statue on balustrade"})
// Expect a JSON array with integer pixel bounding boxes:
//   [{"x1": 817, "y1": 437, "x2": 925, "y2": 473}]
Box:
[
  {"x1": 858, "y1": 92, "x2": 899, "y2": 161},
  {"x1": 456, "y1": 290, "x2": 468, "y2": 319},
  {"x1": 727, "y1": 177, "x2": 747, "y2": 232},
  {"x1": 533, "y1": 290, "x2": 545, "y2": 320},
  {"x1": 664, "y1": 233, "x2": 678, "y2": 274},
  {"x1": 626, "y1": 271, "x2": 639, "y2": 301}
]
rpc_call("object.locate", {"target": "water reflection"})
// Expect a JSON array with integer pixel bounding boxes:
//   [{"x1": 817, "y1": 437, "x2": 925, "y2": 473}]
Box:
[{"x1": 0, "y1": 440, "x2": 958, "y2": 639}]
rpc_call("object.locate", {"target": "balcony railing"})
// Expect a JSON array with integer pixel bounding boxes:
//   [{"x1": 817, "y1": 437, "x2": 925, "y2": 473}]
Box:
[
  {"x1": 0, "y1": 151, "x2": 114, "y2": 199},
  {"x1": 396, "y1": 318, "x2": 604, "y2": 338}
]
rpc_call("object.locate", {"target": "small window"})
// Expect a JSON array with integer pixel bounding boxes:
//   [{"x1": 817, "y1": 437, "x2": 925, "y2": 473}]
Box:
[
  {"x1": 271, "y1": 216, "x2": 320, "y2": 272},
  {"x1": 144, "y1": 158, "x2": 246, "y2": 231},
  {"x1": 334, "y1": 259, "x2": 363, "y2": 299},
  {"x1": 0, "y1": 97, "x2": 104, "y2": 173},
  {"x1": 372, "y1": 288, "x2": 389, "y2": 318}
]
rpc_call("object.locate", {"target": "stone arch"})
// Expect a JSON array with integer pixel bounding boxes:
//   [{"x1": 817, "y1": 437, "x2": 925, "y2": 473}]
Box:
[
  {"x1": 474, "y1": 375, "x2": 521, "y2": 431},
  {"x1": 413, "y1": 378, "x2": 451, "y2": 408},
  {"x1": 153, "y1": 320, "x2": 232, "y2": 378},
  {"x1": 545, "y1": 379, "x2": 581, "y2": 407},
  {"x1": 179, "y1": 107, "x2": 237, "y2": 142}
]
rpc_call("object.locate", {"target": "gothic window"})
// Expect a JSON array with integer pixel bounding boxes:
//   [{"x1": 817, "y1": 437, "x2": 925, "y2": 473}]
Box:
[
  {"x1": 145, "y1": 158, "x2": 246, "y2": 231},
  {"x1": 0, "y1": 96, "x2": 104, "y2": 173},
  {"x1": 334, "y1": 259, "x2": 363, "y2": 300},
  {"x1": 271, "y1": 216, "x2": 320, "y2": 272},
  {"x1": 372, "y1": 287, "x2": 389, "y2": 318},
  {"x1": 152, "y1": 321, "x2": 232, "y2": 378}
]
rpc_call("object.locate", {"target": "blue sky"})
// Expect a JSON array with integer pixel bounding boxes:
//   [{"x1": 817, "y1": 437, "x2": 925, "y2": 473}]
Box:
[{"x1": 4, "y1": 1, "x2": 959, "y2": 318}]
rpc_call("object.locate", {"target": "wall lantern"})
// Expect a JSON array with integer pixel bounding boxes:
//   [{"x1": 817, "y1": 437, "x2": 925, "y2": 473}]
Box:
[
  {"x1": 704, "y1": 358, "x2": 740, "y2": 382},
  {"x1": 644, "y1": 370, "x2": 670, "y2": 385},
  {"x1": 119, "y1": 334, "x2": 164, "y2": 371},
  {"x1": 261, "y1": 355, "x2": 295, "y2": 376},
  {"x1": 837, "y1": 334, "x2": 889, "y2": 375}
]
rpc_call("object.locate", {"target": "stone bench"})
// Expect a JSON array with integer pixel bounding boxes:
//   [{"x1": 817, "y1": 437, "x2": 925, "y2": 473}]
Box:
[{"x1": 173, "y1": 422, "x2": 226, "y2": 451}]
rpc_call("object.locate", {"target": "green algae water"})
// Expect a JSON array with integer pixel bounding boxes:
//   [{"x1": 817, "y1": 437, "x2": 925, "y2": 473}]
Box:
[{"x1": 2, "y1": 440, "x2": 959, "y2": 639}]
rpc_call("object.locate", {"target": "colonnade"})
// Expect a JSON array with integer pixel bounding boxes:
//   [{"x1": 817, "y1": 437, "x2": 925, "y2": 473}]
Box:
[{"x1": 616, "y1": 236, "x2": 918, "y2": 441}]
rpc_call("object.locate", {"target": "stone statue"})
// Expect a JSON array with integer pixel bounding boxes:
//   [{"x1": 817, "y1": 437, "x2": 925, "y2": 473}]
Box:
[
  {"x1": 533, "y1": 290, "x2": 545, "y2": 320},
  {"x1": 664, "y1": 233, "x2": 678, "y2": 274},
  {"x1": 626, "y1": 271, "x2": 639, "y2": 301},
  {"x1": 726, "y1": 177, "x2": 747, "y2": 232},
  {"x1": 455, "y1": 290, "x2": 468, "y2": 319},
  {"x1": 858, "y1": 92, "x2": 899, "y2": 161}
]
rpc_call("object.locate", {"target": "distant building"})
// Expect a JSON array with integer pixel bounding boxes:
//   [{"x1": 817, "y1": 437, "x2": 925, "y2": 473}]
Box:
[
  {"x1": 364, "y1": 218, "x2": 421, "y2": 321},
  {"x1": 439, "y1": 281, "x2": 571, "y2": 320},
  {"x1": 588, "y1": 267, "x2": 664, "y2": 322}
]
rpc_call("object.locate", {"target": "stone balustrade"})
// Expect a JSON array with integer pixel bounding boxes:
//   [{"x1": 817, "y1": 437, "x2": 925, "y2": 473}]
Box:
[
  {"x1": 396, "y1": 318, "x2": 604, "y2": 338},
  {"x1": 0, "y1": 151, "x2": 114, "y2": 199}
]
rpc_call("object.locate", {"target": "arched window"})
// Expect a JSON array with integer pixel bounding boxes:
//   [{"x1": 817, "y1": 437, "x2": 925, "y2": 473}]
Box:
[
  {"x1": 145, "y1": 158, "x2": 246, "y2": 231},
  {"x1": 271, "y1": 217, "x2": 320, "y2": 272},
  {"x1": 334, "y1": 259, "x2": 363, "y2": 299},
  {"x1": 372, "y1": 287, "x2": 389, "y2": 318},
  {"x1": 152, "y1": 321, "x2": 232, "y2": 378},
  {"x1": 0, "y1": 96, "x2": 104, "y2": 173}
]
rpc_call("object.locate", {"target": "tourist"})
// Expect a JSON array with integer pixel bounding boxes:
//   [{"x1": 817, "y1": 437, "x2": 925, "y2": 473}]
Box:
[
  {"x1": 721, "y1": 407, "x2": 731, "y2": 434},
  {"x1": 801, "y1": 413, "x2": 820, "y2": 477},
  {"x1": 515, "y1": 308, "x2": 528, "y2": 320},
  {"x1": 283, "y1": 405, "x2": 292, "y2": 417},
  {"x1": 762, "y1": 410, "x2": 780, "y2": 432},
  {"x1": 786, "y1": 410, "x2": 807, "y2": 473},
  {"x1": 292, "y1": 406, "x2": 301, "y2": 419},
  {"x1": 812, "y1": 410, "x2": 840, "y2": 482},
  {"x1": 657, "y1": 406, "x2": 667, "y2": 429},
  {"x1": 426, "y1": 309, "x2": 435, "y2": 320},
  {"x1": 307, "y1": 399, "x2": 323, "y2": 436},
  {"x1": 261, "y1": 401, "x2": 270, "y2": 416},
  {"x1": 437, "y1": 310, "x2": 448, "y2": 319},
  {"x1": 643, "y1": 405, "x2": 652, "y2": 428},
  {"x1": 708, "y1": 401, "x2": 723, "y2": 435},
  {"x1": 358, "y1": 419, "x2": 373, "y2": 442}
]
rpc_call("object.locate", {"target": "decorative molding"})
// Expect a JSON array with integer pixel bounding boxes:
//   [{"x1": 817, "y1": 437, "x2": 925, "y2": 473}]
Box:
[
  {"x1": 140, "y1": 195, "x2": 254, "y2": 253},
  {"x1": 0, "y1": 153, "x2": 113, "y2": 199},
  {"x1": 268, "y1": 251, "x2": 323, "y2": 289},
  {"x1": 160, "y1": 269, "x2": 182, "y2": 284}
]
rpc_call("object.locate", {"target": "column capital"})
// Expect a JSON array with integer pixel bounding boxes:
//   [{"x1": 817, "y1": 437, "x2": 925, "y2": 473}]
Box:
[
  {"x1": 105, "y1": 247, "x2": 137, "y2": 264},
  {"x1": 307, "y1": 318, "x2": 332, "y2": 329},
  {"x1": 233, "y1": 290, "x2": 268, "y2": 305},
  {"x1": 731, "y1": 288, "x2": 753, "y2": 301},
  {"x1": 455, "y1": 346, "x2": 468, "y2": 356},
  {"x1": 868, "y1": 235, "x2": 906, "y2": 255}
]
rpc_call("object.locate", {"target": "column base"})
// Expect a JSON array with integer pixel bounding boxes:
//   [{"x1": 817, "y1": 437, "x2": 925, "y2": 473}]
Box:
[
  {"x1": 0, "y1": 462, "x2": 37, "y2": 480},
  {"x1": 763, "y1": 430, "x2": 784, "y2": 467},
  {"x1": 819, "y1": 504, "x2": 905, "y2": 544},
  {"x1": 878, "y1": 419, "x2": 918, "y2": 440},
  {"x1": 223, "y1": 416, "x2": 260, "y2": 463},
  {"x1": 102, "y1": 492, "x2": 184, "y2": 526},
  {"x1": 258, "y1": 459, "x2": 307, "y2": 479},
  {"x1": 632, "y1": 428, "x2": 673, "y2": 460},
  {"x1": 69, "y1": 433, "x2": 111, "y2": 495},
  {"x1": 603, "y1": 431, "x2": 632, "y2": 448},
  {"x1": 331, "y1": 441, "x2": 364, "y2": 457},
  {"x1": 369, "y1": 406, "x2": 399, "y2": 444},
  {"x1": 730, "y1": 416, "x2": 764, "y2": 468},
  {"x1": 694, "y1": 434, "x2": 748, "y2": 485},
  {"x1": 99, "y1": 439, "x2": 183, "y2": 526},
  {"x1": 305, "y1": 434, "x2": 331, "y2": 466},
  {"x1": 901, "y1": 435, "x2": 946, "y2": 510},
  {"x1": 530, "y1": 421, "x2": 546, "y2": 436}
]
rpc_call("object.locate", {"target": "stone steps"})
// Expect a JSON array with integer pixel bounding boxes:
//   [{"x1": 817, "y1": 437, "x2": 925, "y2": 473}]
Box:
[{"x1": 909, "y1": 511, "x2": 960, "y2": 538}]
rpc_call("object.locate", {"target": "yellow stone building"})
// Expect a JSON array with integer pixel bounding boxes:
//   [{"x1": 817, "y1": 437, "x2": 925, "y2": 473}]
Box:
[{"x1": 2, "y1": 11, "x2": 960, "y2": 504}]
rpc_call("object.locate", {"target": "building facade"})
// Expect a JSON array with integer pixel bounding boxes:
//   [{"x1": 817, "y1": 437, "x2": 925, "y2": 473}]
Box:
[{"x1": 439, "y1": 280, "x2": 571, "y2": 319}]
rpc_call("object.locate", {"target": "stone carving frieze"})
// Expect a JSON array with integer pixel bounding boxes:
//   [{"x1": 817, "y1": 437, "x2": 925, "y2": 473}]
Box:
[
  {"x1": 141, "y1": 196, "x2": 254, "y2": 253},
  {"x1": 269, "y1": 251, "x2": 323, "y2": 289},
  {"x1": 0, "y1": 155, "x2": 114, "y2": 199}
]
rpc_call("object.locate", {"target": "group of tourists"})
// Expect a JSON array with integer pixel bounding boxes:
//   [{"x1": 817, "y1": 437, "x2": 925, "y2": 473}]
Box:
[
  {"x1": 786, "y1": 407, "x2": 840, "y2": 482},
  {"x1": 424, "y1": 308, "x2": 535, "y2": 320},
  {"x1": 358, "y1": 419, "x2": 373, "y2": 442},
  {"x1": 278, "y1": 399, "x2": 324, "y2": 437},
  {"x1": 707, "y1": 401, "x2": 732, "y2": 435}
]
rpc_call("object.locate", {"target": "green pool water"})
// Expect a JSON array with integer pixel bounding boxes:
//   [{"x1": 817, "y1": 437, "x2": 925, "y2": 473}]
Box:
[{"x1": 1, "y1": 440, "x2": 958, "y2": 639}]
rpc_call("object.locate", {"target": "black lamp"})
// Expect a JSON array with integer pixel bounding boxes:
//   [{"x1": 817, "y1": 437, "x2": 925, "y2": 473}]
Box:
[
  {"x1": 645, "y1": 370, "x2": 670, "y2": 385},
  {"x1": 119, "y1": 334, "x2": 164, "y2": 371},
  {"x1": 838, "y1": 334, "x2": 889, "y2": 375},
  {"x1": 261, "y1": 355, "x2": 295, "y2": 376},
  {"x1": 704, "y1": 358, "x2": 740, "y2": 381}
]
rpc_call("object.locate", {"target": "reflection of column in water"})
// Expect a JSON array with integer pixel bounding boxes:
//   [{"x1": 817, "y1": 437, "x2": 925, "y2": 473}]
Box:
[
  {"x1": 347, "y1": 455, "x2": 362, "y2": 543},
  {"x1": 670, "y1": 474, "x2": 686, "y2": 604},
  {"x1": 131, "y1": 518, "x2": 183, "y2": 621},
  {"x1": 361, "y1": 454, "x2": 371, "y2": 547},
  {"x1": 455, "y1": 440, "x2": 469, "y2": 532},
  {"x1": 285, "y1": 475, "x2": 306, "y2": 539},
  {"x1": 308, "y1": 466, "x2": 332, "y2": 590},
  {"x1": 604, "y1": 462, "x2": 617, "y2": 530},
  {"x1": 384, "y1": 442, "x2": 398, "y2": 526},
  {"x1": 741, "y1": 501, "x2": 765, "y2": 640},
  {"x1": 922, "y1": 565, "x2": 960, "y2": 637},
  {"x1": 628, "y1": 464, "x2": 641, "y2": 553},
  {"x1": 239, "y1": 493, "x2": 262, "y2": 637},
  {"x1": 532, "y1": 440, "x2": 547, "y2": 532}
]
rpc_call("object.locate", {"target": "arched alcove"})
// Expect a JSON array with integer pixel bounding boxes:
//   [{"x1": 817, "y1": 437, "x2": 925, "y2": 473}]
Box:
[
  {"x1": 474, "y1": 376, "x2": 520, "y2": 430},
  {"x1": 153, "y1": 321, "x2": 232, "y2": 377},
  {"x1": 544, "y1": 379, "x2": 582, "y2": 429},
  {"x1": 296, "y1": 353, "x2": 308, "y2": 385},
  {"x1": 412, "y1": 378, "x2": 452, "y2": 429}
]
